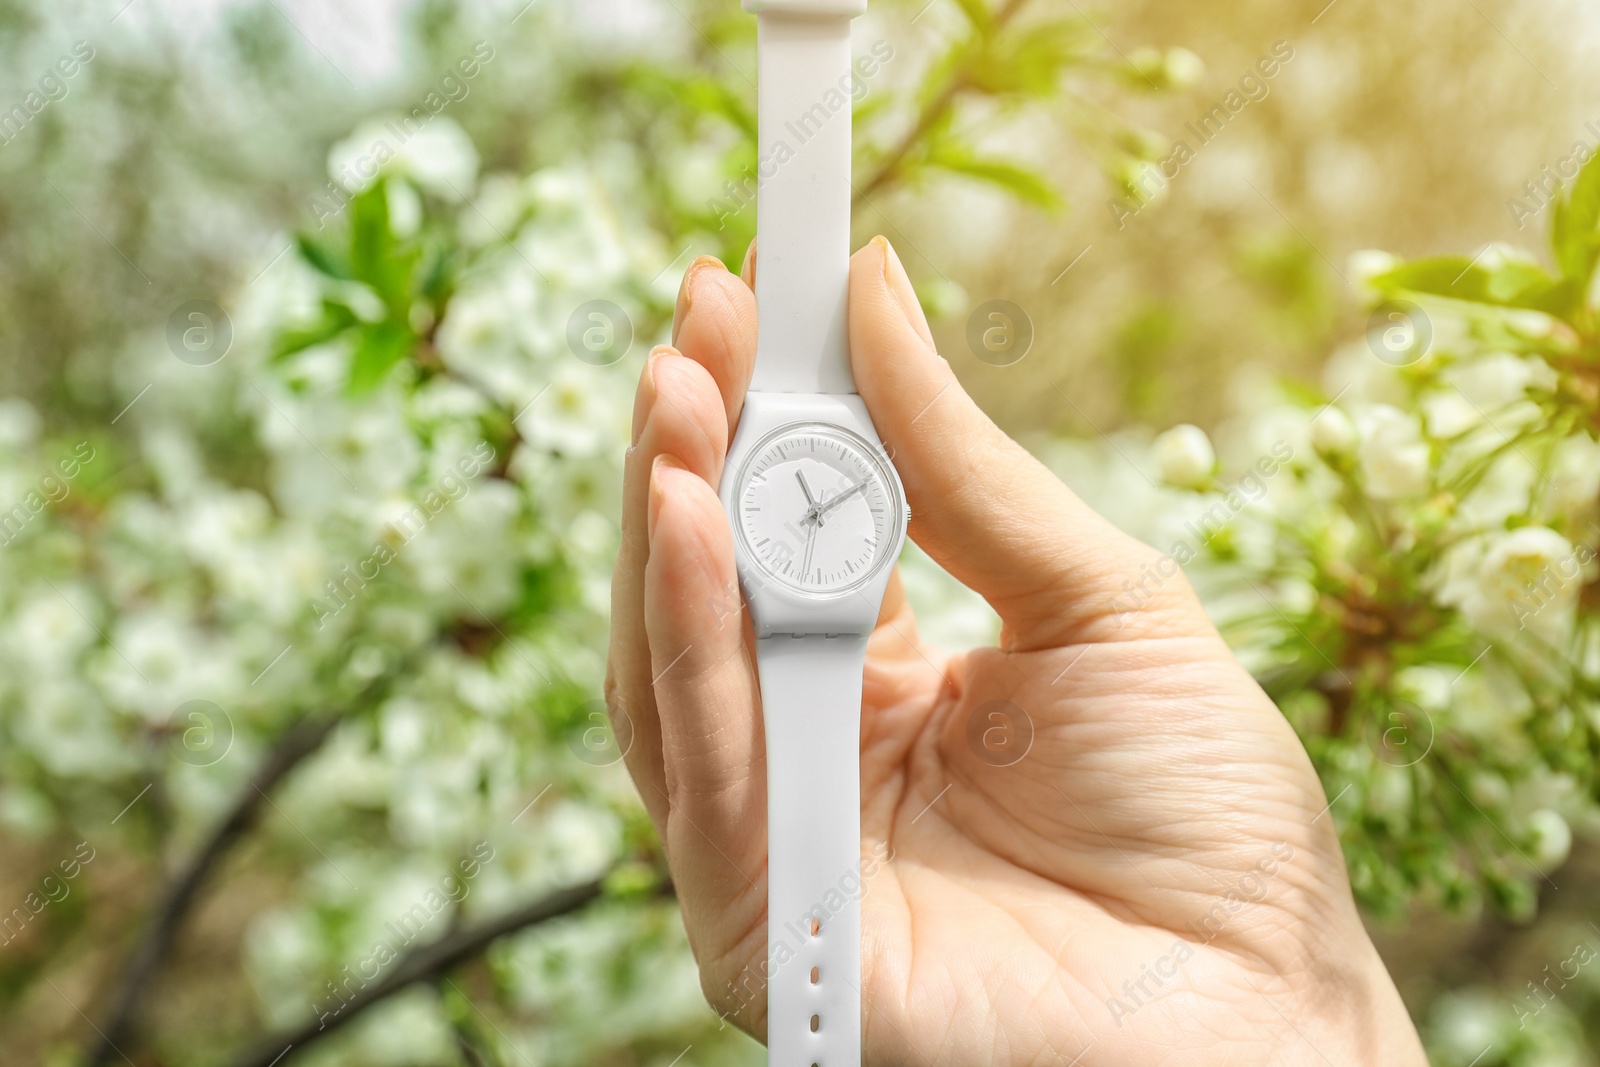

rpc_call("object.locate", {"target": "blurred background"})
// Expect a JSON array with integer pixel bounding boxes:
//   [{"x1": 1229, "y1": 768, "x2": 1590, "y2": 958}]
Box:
[{"x1": 3, "y1": 0, "x2": 1600, "y2": 1063}]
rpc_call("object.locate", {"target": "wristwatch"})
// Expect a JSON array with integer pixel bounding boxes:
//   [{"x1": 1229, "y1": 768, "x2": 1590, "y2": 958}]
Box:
[{"x1": 718, "y1": 3, "x2": 908, "y2": 1066}]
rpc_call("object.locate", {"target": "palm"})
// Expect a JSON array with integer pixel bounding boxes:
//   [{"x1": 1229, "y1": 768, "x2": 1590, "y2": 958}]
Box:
[
  {"x1": 610, "y1": 242, "x2": 1424, "y2": 1066},
  {"x1": 830, "y1": 589, "x2": 1356, "y2": 1065}
]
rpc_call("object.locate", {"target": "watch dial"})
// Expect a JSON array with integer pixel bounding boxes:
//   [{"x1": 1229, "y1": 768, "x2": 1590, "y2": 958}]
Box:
[{"x1": 735, "y1": 423, "x2": 903, "y2": 596}]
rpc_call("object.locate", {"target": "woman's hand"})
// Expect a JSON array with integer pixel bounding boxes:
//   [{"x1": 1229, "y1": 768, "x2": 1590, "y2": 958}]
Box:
[{"x1": 605, "y1": 236, "x2": 1426, "y2": 1065}]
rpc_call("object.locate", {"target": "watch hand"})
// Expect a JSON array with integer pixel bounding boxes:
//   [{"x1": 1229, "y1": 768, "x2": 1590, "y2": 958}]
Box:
[
  {"x1": 815, "y1": 478, "x2": 869, "y2": 516},
  {"x1": 796, "y1": 470, "x2": 824, "y2": 527},
  {"x1": 800, "y1": 519, "x2": 817, "y2": 578}
]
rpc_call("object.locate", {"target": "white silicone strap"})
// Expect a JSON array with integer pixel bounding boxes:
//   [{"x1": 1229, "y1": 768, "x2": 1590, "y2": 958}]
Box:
[
  {"x1": 745, "y1": 5, "x2": 868, "y2": 1063},
  {"x1": 756, "y1": 633, "x2": 865, "y2": 1067},
  {"x1": 748, "y1": 11, "x2": 857, "y2": 395}
]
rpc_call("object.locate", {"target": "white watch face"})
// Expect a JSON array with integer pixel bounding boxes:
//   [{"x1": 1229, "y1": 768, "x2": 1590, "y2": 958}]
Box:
[{"x1": 734, "y1": 422, "x2": 906, "y2": 597}]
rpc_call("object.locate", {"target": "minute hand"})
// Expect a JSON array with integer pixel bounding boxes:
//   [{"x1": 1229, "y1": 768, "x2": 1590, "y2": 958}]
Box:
[{"x1": 815, "y1": 479, "x2": 869, "y2": 518}]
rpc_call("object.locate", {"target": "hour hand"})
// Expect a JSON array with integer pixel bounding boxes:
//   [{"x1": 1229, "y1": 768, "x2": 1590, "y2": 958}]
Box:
[{"x1": 796, "y1": 471, "x2": 824, "y2": 526}]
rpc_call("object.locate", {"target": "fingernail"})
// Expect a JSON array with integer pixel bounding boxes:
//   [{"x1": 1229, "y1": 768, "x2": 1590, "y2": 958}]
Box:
[
  {"x1": 741, "y1": 239, "x2": 758, "y2": 288},
  {"x1": 632, "y1": 346, "x2": 672, "y2": 445},
  {"x1": 875, "y1": 236, "x2": 934, "y2": 347},
  {"x1": 673, "y1": 256, "x2": 728, "y2": 347},
  {"x1": 648, "y1": 453, "x2": 689, "y2": 541}
]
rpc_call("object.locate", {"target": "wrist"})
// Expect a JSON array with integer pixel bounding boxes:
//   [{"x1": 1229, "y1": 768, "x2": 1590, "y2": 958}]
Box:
[{"x1": 1292, "y1": 935, "x2": 1425, "y2": 1066}]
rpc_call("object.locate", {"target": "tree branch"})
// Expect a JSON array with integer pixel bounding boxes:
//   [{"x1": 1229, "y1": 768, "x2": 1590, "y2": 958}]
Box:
[
  {"x1": 86, "y1": 663, "x2": 412, "y2": 1067},
  {"x1": 852, "y1": 0, "x2": 1033, "y2": 207},
  {"x1": 228, "y1": 874, "x2": 674, "y2": 1067}
]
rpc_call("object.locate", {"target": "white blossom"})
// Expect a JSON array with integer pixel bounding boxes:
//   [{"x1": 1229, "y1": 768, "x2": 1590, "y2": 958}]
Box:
[
  {"x1": 518, "y1": 361, "x2": 629, "y2": 460},
  {"x1": 15, "y1": 679, "x2": 134, "y2": 779},
  {"x1": 0, "y1": 397, "x2": 41, "y2": 449},
  {"x1": 1547, "y1": 432, "x2": 1600, "y2": 520},
  {"x1": 1347, "y1": 248, "x2": 1397, "y2": 296},
  {"x1": 1393, "y1": 665, "x2": 1452, "y2": 714},
  {"x1": 1162, "y1": 47, "x2": 1204, "y2": 87},
  {"x1": 1526, "y1": 808, "x2": 1572, "y2": 871},
  {"x1": 458, "y1": 173, "x2": 528, "y2": 248},
  {"x1": 328, "y1": 116, "x2": 479, "y2": 202},
  {"x1": 1310, "y1": 406, "x2": 1357, "y2": 463},
  {"x1": 1439, "y1": 525, "x2": 1581, "y2": 641},
  {"x1": 1357, "y1": 404, "x2": 1430, "y2": 499},
  {"x1": 7, "y1": 585, "x2": 98, "y2": 668},
  {"x1": 1153, "y1": 423, "x2": 1216, "y2": 490}
]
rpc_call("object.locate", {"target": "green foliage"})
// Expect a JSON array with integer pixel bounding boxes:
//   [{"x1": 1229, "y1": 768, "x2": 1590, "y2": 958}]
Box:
[
  {"x1": 278, "y1": 186, "x2": 460, "y2": 397},
  {"x1": 23, "y1": 0, "x2": 1598, "y2": 1062},
  {"x1": 1553, "y1": 153, "x2": 1600, "y2": 285},
  {"x1": 921, "y1": 142, "x2": 1063, "y2": 208},
  {"x1": 0, "y1": 2, "x2": 1202, "y2": 1063},
  {"x1": 1370, "y1": 150, "x2": 1600, "y2": 329},
  {"x1": 1372, "y1": 254, "x2": 1578, "y2": 318},
  {"x1": 849, "y1": 0, "x2": 1174, "y2": 207},
  {"x1": 1152, "y1": 145, "x2": 1600, "y2": 928}
]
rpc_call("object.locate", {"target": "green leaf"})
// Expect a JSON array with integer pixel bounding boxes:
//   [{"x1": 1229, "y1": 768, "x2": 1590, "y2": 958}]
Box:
[
  {"x1": 345, "y1": 320, "x2": 414, "y2": 395},
  {"x1": 923, "y1": 143, "x2": 1060, "y2": 209},
  {"x1": 1274, "y1": 376, "x2": 1332, "y2": 409},
  {"x1": 295, "y1": 234, "x2": 351, "y2": 280},
  {"x1": 949, "y1": 0, "x2": 992, "y2": 32},
  {"x1": 852, "y1": 91, "x2": 894, "y2": 128},
  {"x1": 603, "y1": 862, "x2": 666, "y2": 901},
  {"x1": 375, "y1": 243, "x2": 425, "y2": 313},
  {"x1": 691, "y1": 78, "x2": 755, "y2": 138},
  {"x1": 965, "y1": 19, "x2": 1097, "y2": 97},
  {"x1": 418, "y1": 244, "x2": 456, "y2": 306},
  {"x1": 349, "y1": 184, "x2": 393, "y2": 285},
  {"x1": 1371, "y1": 255, "x2": 1574, "y2": 317},
  {"x1": 1552, "y1": 150, "x2": 1600, "y2": 281},
  {"x1": 273, "y1": 299, "x2": 358, "y2": 361}
]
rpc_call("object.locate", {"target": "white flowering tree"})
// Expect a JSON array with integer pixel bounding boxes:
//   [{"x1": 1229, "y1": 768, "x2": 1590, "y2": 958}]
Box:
[
  {"x1": 0, "y1": 2, "x2": 1204, "y2": 1065},
  {"x1": 1124, "y1": 160, "x2": 1600, "y2": 1063},
  {"x1": 6, "y1": 1, "x2": 1598, "y2": 1064}
]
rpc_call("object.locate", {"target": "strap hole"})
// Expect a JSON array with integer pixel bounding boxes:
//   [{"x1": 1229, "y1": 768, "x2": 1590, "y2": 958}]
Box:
[
  {"x1": 810, "y1": 1014, "x2": 820, "y2": 1032},
  {"x1": 810, "y1": 966, "x2": 820, "y2": 984},
  {"x1": 809, "y1": 917, "x2": 821, "y2": 936}
]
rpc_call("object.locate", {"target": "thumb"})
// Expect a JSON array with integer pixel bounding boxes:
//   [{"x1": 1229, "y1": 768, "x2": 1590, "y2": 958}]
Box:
[{"x1": 848, "y1": 236, "x2": 1202, "y2": 650}]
